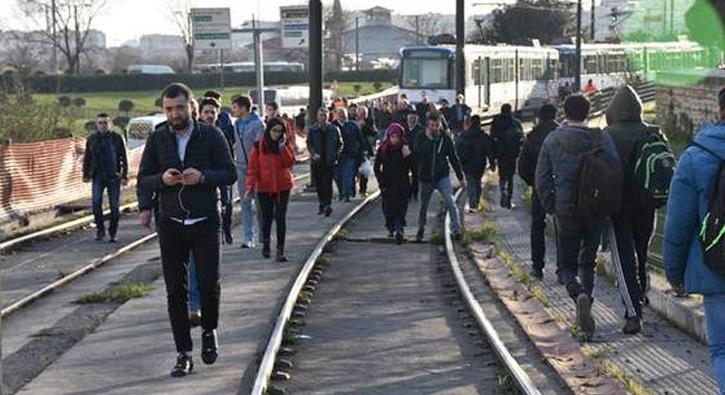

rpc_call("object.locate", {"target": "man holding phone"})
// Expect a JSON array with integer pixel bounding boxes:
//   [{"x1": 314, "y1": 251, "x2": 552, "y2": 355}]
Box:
[{"x1": 138, "y1": 83, "x2": 237, "y2": 377}]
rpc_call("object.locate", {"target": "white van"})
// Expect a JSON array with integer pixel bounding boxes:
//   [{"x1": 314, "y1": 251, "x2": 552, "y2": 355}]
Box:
[
  {"x1": 127, "y1": 64, "x2": 175, "y2": 75},
  {"x1": 126, "y1": 114, "x2": 167, "y2": 150}
]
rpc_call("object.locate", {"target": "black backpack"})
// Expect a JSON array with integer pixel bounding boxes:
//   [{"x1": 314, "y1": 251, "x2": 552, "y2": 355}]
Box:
[
  {"x1": 575, "y1": 131, "x2": 624, "y2": 219},
  {"x1": 632, "y1": 126, "x2": 676, "y2": 209},
  {"x1": 693, "y1": 142, "x2": 725, "y2": 275},
  {"x1": 498, "y1": 125, "x2": 523, "y2": 159}
]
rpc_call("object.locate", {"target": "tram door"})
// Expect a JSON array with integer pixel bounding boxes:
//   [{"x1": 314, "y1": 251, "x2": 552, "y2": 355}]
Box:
[{"x1": 476, "y1": 56, "x2": 491, "y2": 111}]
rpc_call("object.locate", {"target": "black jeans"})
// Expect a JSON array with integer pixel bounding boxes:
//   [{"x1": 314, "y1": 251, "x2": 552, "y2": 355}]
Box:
[
  {"x1": 531, "y1": 189, "x2": 547, "y2": 271},
  {"x1": 498, "y1": 159, "x2": 516, "y2": 199},
  {"x1": 158, "y1": 217, "x2": 221, "y2": 353},
  {"x1": 359, "y1": 175, "x2": 368, "y2": 195},
  {"x1": 92, "y1": 176, "x2": 121, "y2": 237},
  {"x1": 609, "y1": 206, "x2": 655, "y2": 317},
  {"x1": 313, "y1": 164, "x2": 334, "y2": 210},
  {"x1": 257, "y1": 191, "x2": 290, "y2": 249},
  {"x1": 220, "y1": 185, "x2": 233, "y2": 237},
  {"x1": 556, "y1": 216, "x2": 604, "y2": 301}
]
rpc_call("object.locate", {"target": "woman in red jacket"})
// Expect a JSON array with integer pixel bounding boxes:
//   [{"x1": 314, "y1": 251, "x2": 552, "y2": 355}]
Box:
[{"x1": 245, "y1": 117, "x2": 296, "y2": 261}]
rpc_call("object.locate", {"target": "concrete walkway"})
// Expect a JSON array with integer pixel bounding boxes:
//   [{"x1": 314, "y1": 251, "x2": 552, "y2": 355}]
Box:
[
  {"x1": 14, "y1": 184, "x2": 377, "y2": 394},
  {"x1": 486, "y1": 178, "x2": 718, "y2": 395}
]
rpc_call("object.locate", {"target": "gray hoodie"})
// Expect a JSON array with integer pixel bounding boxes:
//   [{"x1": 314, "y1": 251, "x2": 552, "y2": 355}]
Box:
[{"x1": 234, "y1": 111, "x2": 264, "y2": 169}]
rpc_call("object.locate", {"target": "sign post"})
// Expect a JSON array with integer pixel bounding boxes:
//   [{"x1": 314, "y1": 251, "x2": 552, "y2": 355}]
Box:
[
  {"x1": 281, "y1": 5, "x2": 309, "y2": 49},
  {"x1": 191, "y1": 8, "x2": 231, "y2": 88}
]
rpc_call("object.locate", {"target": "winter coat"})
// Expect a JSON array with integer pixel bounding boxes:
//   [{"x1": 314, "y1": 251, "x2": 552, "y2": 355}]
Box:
[
  {"x1": 664, "y1": 122, "x2": 725, "y2": 295},
  {"x1": 339, "y1": 120, "x2": 371, "y2": 163},
  {"x1": 376, "y1": 110, "x2": 393, "y2": 130},
  {"x1": 246, "y1": 137, "x2": 295, "y2": 194},
  {"x1": 518, "y1": 120, "x2": 559, "y2": 186},
  {"x1": 450, "y1": 103, "x2": 472, "y2": 131},
  {"x1": 138, "y1": 122, "x2": 237, "y2": 220},
  {"x1": 491, "y1": 114, "x2": 524, "y2": 163},
  {"x1": 535, "y1": 123, "x2": 619, "y2": 217},
  {"x1": 307, "y1": 122, "x2": 344, "y2": 168},
  {"x1": 456, "y1": 128, "x2": 494, "y2": 177},
  {"x1": 234, "y1": 111, "x2": 264, "y2": 169},
  {"x1": 414, "y1": 131, "x2": 464, "y2": 183},
  {"x1": 374, "y1": 146, "x2": 413, "y2": 222},
  {"x1": 82, "y1": 131, "x2": 128, "y2": 181}
]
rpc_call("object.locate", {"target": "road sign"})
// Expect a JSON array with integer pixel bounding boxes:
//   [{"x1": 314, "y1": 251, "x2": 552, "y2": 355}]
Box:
[
  {"x1": 191, "y1": 8, "x2": 231, "y2": 50},
  {"x1": 280, "y1": 5, "x2": 309, "y2": 49}
]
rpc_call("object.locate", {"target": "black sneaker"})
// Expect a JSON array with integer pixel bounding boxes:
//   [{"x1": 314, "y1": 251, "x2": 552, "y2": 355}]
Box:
[
  {"x1": 394, "y1": 232, "x2": 404, "y2": 245},
  {"x1": 95, "y1": 230, "x2": 105, "y2": 242},
  {"x1": 415, "y1": 229, "x2": 424, "y2": 243},
  {"x1": 324, "y1": 206, "x2": 333, "y2": 217},
  {"x1": 223, "y1": 231, "x2": 234, "y2": 245},
  {"x1": 201, "y1": 329, "x2": 219, "y2": 365},
  {"x1": 576, "y1": 293, "x2": 596, "y2": 340},
  {"x1": 170, "y1": 352, "x2": 193, "y2": 377},
  {"x1": 622, "y1": 316, "x2": 642, "y2": 335},
  {"x1": 529, "y1": 268, "x2": 544, "y2": 280},
  {"x1": 317, "y1": 207, "x2": 324, "y2": 215},
  {"x1": 108, "y1": 237, "x2": 117, "y2": 243},
  {"x1": 262, "y1": 244, "x2": 271, "y2": 259},
  {"x1": 189, "y1": 310, "x2": 201, "y2": 328}
]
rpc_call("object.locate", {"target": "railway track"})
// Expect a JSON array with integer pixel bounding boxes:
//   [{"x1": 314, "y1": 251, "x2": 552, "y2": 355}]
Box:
[
  {"x1": 1, "y1": 166, "x2": 310, "y2": 319},
  {"x1": 251, "y1": 188, "x2": 541, "y2": 395}
]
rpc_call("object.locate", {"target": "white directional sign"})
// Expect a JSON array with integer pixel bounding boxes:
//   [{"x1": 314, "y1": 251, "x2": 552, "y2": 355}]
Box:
[
  {"x1": 191, "y1": 8, "x2": 231, "y2": 50},
  {"x1": 280, "y1": 5, "x2": 309, "y2": 49}
]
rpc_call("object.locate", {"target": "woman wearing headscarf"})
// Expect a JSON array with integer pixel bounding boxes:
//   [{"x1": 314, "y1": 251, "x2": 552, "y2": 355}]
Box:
[
  {"x1": 374, "y1": 123, "x2": 414, "y2": 244},
  {"x1": 245, "y1": 117, "x2": 296, "y2": 262}
]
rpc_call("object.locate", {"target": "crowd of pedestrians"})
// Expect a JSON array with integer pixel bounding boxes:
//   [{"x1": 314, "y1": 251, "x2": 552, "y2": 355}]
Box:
[{"x1": 79, "y1": 80, "x2": 725, "y2": 392}]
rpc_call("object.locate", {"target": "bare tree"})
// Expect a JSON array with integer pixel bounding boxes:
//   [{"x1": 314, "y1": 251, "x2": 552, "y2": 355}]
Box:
[
  {"x1": 18, "y1": 0, "x2": 108, "y2": 75},
  {"x1": 406, "y1": 13, "x2": 445, "y2": 41},
  {"x1": 324, "y1": 0, "x2": 350, "y2": 72},
  {"x1": 165, "y1": 0, "x2": 193, "y2": 73},
  {"x1": 4, "y1": 42, "x2": 41, "y2": 76}
]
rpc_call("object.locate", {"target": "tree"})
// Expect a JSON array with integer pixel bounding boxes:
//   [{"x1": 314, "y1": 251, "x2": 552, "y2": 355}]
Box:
[
  {"x1": 485, "y1": 0, "x2": 573, "y2": 45},
  {"x1": 405, "y1": 13, "x2": 445, "y2": 42},
  {"x1": 18, "y1": 0, "x2": 108, "y2": 75},
  {"x1": 324, "y1": 0, "x2": 347, "y2": 72},
  {"x1": 686, "y1": 0, "x2": 725, "y2": 50},
  {"x1": 165, "y1": 0, "x2": 194, "y2": 73},
  {"x1": 3, "y1": 41, "x2": 41, "y2": 77}
]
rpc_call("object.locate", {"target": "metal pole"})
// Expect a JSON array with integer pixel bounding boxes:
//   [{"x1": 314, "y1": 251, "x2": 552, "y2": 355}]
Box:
[
  {"x1": 52, "y1": 0, "x2": 59, "y2": 93},
  {"x1": 253, "y1": 17, "x2": 265, "y2": 118},
  {"x1": 308, "y1": 0, "x2": 323, "y2": 128},
  {"x1": 663, "y1": 2, "x2": 667, "y2": 36},
  {"x1": 590, "y1": 0, "x2": 595, "y2": 41},
  {"x1": 355, "y1": 17, "x2": 360, "y2": 72},
  {"x1": 575, "y1": 0, "x2": 583, "y2": 92},
  {"x1": 670, "y1": 0, "x2": 675, "y2": 34},
  {"x1": 455, "y1": 0, "x2": 465, "y2": 95},
  {"x1": 416, "y1": 15, "x2": 420, "y2": 45},
  {"x1": 220, "y1": 50, "x2": 225, "y2": 91}
]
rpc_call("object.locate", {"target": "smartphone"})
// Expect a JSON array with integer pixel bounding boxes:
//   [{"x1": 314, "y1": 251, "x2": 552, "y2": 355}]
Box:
[{"x1": 169, "y1": 169, "x2": 181, "y2": 176}]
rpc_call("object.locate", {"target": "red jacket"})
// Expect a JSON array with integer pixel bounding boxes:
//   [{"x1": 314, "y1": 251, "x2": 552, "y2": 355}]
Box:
[{"x1": 246, "y1": 138, "x2": 295, "y2": 193}]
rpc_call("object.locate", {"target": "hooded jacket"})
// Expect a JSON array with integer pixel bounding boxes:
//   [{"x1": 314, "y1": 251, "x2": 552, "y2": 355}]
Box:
[
  {"x1": 307, "y1": 122, "x2": 344, "y2": 168},
  {"x1": 535, "y1": 122, "x2": 619, "y2": 217},
  {"x1": 246, "y1": 136, "x2": 295, "y2": 194},
  {"x1": 664, "y1": 121, "x2": 725, "y2": 295},
  {"x1": 518, "y1": 119, "x2": 559, "y2": 186},
  {"x1": 456, "y1": 127, "x2": 494, "y2": 177},
  {"x1": 414, "y1": 129, "x2": 464, "y2": 183},
  {"x1": 604, "y1": 85, "x2": 659, "y2": 193},
  {"x1": 234, "y1": 111, "x2": 264, "y2": 169}
]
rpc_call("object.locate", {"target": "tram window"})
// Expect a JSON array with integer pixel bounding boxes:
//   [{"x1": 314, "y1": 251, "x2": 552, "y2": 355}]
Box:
[
  {"x1": 491, "y1": 58, "x2": 503, "y2": 83},
  {"x1": 546, "y1": 58, "x2": 558, "y2": 80},
  {"x1": 598, "y1": 54, "x2": 606, "y2": 73},
  {"x1": 505, "y1": 58, "x2": 515, "y2": 82},
  {"x1": 401, "y1": 57, "x2": 451, "y2": 89},
  {"x1": 472, "y1": 59, "x2": 482, "y2": 85},
  {"x1": 559, "y1": 54, "x2": 575, "y2": 78},
  {"x1": 531, "y1": 58, "x2": 543, "y2": 80},
  {"x1": 584, "y1": 55, "x2": 597, "y2": 74}
]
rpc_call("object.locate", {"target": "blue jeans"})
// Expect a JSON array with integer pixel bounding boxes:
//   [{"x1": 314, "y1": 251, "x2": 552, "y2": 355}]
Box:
[
  {"x1": 531, "y1": 189, "x2": 547, "y2": 271},
  {"x1": 236, "y1": 167, "x2": 256, "y2": 245},
  {"x1": 92, "y1": 176, "x2": 121, "y2": 237},
  {"x1": 465, "y1": 173, "x2": 482, "y2": 209},
  {"x1": 418, "y1": 176, "x2": 461, "y2": 234},
  {"x1": 705, "y1": 294, "x2": 725, "y2": 394},
  {"x1": 556, "y1": 216, "x2": 604, "y2": 300},
  {"x1": 188, "y1": 254, "x2": 200, "y2": 312},
  {"x1": 339, "y1": 157, "x2": 356, "y2": 199}
]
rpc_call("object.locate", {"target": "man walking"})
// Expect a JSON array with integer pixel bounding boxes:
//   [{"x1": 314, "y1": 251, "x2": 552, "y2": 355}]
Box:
[
  {"x1": 308, "y1": 107, "x2": 343, "y2": 217},
  {"x1": 536, "y1": 94, "x2": 620, "y2": 340},
  {"x1": 231, "y1": 95, "x2": 264, "y2": 249},
  {"x1": 335, "y1": 108, "x2": 370, "y2": 202},
  {"x1": 518, "y1": 104, "x2": 559, "y2": 279},
  {"x1": 491, "y1": 104, "x2": 524, "y2": 209},
  {"x1": 138, "y1": 83, "x2": 236, "y2": 377},
  {"x1": 665, "y1": 88, "x2": 725, "y2": 393},
  {"x1": 415, "y1": 113, "x2": 466, "y2": 242},
  {"x1": 83, "y1": 112, "x2": 129, "y2": 243}
]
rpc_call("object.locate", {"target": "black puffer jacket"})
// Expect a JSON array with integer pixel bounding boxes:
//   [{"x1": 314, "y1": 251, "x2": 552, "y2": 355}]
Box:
[
  {"x1": 456, "y1": 127, "x2": 494, "y2": 177},
  {"x1": 518, "y1": 120, "x2": 559, "y2": 186},
  {"x1": 138, "y1": 122, "x2": 237, "y2": 220}
]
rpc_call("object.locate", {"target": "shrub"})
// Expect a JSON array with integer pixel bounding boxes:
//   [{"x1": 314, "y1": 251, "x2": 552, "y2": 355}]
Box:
[
  {"x1": 72, "y1": 97, "x2": 86, "y2": 107},
  {"x1": 118, "y1": 99, "x2": 135, "y2": 113},
  {"x1": 84, "y1": 120, "x2": 96, "y2": 132},
  {"x1": 372, "y1": 81, "x2": 383, "y2": 92},
  {"x1": 113, "y1": 116, "x2": 130, "y2": 128},
  {"x1": 154, "y1": 97, "x2": 162, "y2": 108},
  {"x1": 58, "y1": 96, "x2": 72, "y2": 107}
]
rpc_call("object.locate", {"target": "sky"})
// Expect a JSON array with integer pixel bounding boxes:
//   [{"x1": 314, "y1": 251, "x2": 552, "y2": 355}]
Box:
[{"x1": 0, "y1": 0, "x2": 528, "y2": 47}]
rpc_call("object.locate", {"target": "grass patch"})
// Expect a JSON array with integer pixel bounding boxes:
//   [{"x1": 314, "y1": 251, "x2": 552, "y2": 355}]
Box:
[
  {"x1": 332, "y1": 228, "x2": 348, "y2": 241},
  {"x1": 521, "y1": 186, "x2": 532, "y2": 212},
  {"x1": 75, "y1": 282, "x2": 153, "y2": 304},
  {"x1": 600, "y1": 360, "x2": 654, "y2": 395},
  {"x1": 582, "y1": 345, "x2": 607, "y2": 360},
  {"x1": 430, "y1": 230, "x2": 445, "y2": 245},
  {"x1": 461, "y1": 223, "x2": 498, "y2": 247},
  {"x1": 498, "y1": 250, "x2": 550, "y2": 307},
  {"x1": 495, "y1": 372, "x2": 517, "y2": 394}
]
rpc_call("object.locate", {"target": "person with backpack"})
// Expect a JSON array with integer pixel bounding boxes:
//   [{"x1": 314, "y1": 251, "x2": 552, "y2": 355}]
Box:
[
  {"x1": 518, "y1": 104, "x2": 559, "y2": 280},
  {"x1": 492, "y1": 104, "x2": 524, "y2": 209},
  {"x1": 665, "y1": 88, "x2": 725, "y2": 392},
  {"x1": 605, "y1": 85, "x2": 673, "y2": 334},
  {"x1": 536, "y1": 94, "x2": 622, "y2": 340},
  {"x1": 456, "y1": 115, "x2": 495, "y2": 212}
]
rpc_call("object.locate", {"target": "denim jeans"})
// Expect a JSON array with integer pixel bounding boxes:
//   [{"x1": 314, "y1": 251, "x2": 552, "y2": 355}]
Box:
[
  {"x1": 704, "y1": 294, "x2": 725, "y2": 395},
  {"x1": 418, "y1": 176, "x2": 461, "y2": 234},
  {"x1": 465, "y1": 173, "x2": 482, "y2": 209},
  {"x1": 236, "y1": 166, "x2": 256, "y2": 245},
  {"x1": 556, "y1": 216, "x2": 604, "y2": 300},
  {"x1": 92, "y1": 176, "x2": 121, "y2": 237},
  {"x1": 339, "y1": 157, "x2": 356, "y2": 199},
  {"x1": 188, "y1": 254, "x2": 200, "y2": 312}
]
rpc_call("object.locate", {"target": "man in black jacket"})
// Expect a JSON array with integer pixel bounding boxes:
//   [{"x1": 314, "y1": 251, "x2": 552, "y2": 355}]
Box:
[
  {"x1": 491, "y1": 104, "x2": 524, "y2": 209},
  {"x1": 138, "y1": 83, "x2": 237, "y2": 377},
  {"x1": 308, "y1": 107, "x2": 344, "y2": 216},
  {"x1": 518, "y1": 104, "x2": 559, "y2": 279},
  {"x1": 82, "y1": 112, "x2": 129, "y2": 242}
]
